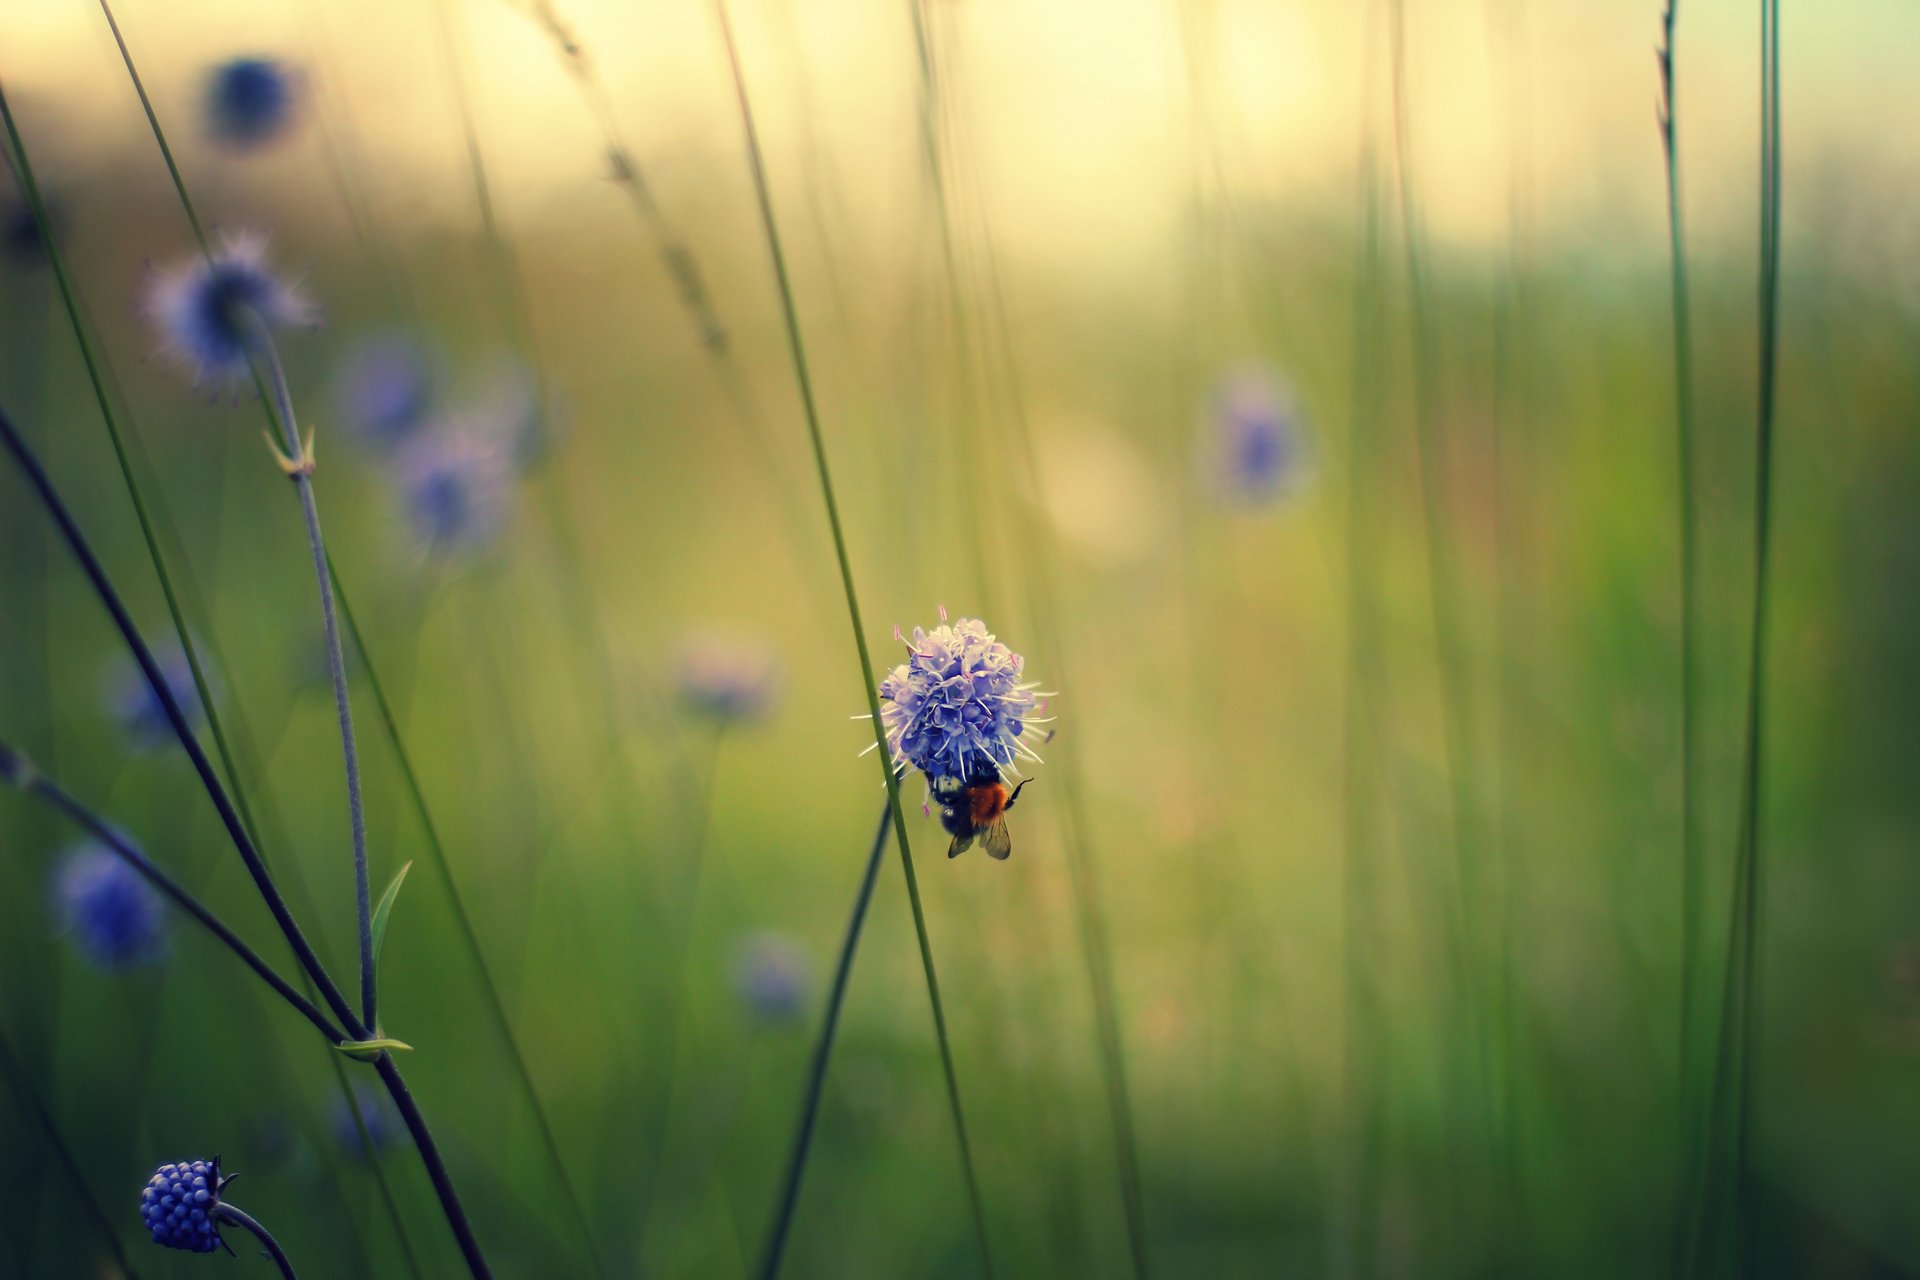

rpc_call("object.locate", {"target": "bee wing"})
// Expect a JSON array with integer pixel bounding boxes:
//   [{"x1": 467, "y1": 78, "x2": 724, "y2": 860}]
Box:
[
  {"x1": 947, "y1": 831, "x2": 975, "y2": 859},
  {"x1": 981, "y1": 819, "x2": 1013, "y2": 861}
]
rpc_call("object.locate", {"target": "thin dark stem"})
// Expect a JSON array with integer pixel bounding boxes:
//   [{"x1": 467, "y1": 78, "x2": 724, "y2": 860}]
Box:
[
  {"x1": 373, "y1": 1053, "x2": 493, "y2": 1279},
  {"x1": 757, "y1": 803, "x2": 892, "y2": 1280},
  {"x1": 250, "y1": 330, "x2": 377, "y2": 1033},
  {"x1": 215, "y1": 1205, "x2": 298, "y2": 1279},
  {"x1": 710, "y1": 4, "x2": 996, "y2": 1274},
  {"x1": 0, "y1": 401, "x2": 364, "y2": 1039},
  {"x1": 0, "y1": 741, "x2": 344, "y2": 1044},
  {"x1": 1658, "y1": 0, "x2": 1706, "y2": 1268}
]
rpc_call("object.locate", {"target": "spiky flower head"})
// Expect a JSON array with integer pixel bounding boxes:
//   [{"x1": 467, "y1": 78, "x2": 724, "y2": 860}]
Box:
[
  {"x1": 733, "y1": 932, "x2": 810, "y2": 1025},
  {"x1": 103, "y1": 647, "x2": 209, "y2": 752},
  {"x1": 204, "y1": 57, "x2": 301, "y2": 149},
  {"x1": 876, "y1": 610, "x2": 1045, "y2": 784},
  {"x1": 144, "y1": 233, "x2": 316, "y2": 388},
  {"x1": 55, "y1": 843, "x2": 167, "y2": 969},
  {"x1": 676, "y1": 630, "x2": 781, "y2": 725},
  {"x1": 332, "y1": 331, "x2": 438, "y2": 451},
  {"x1": 1209, "y1": 366, "x2": 1309, "y2": 506},
  {"x1": 394, "y1": 425, "x2": 515, "y2": 557},
  {"x1": 140, "y1": 1157, "x2": 228, "y2": 1253}
]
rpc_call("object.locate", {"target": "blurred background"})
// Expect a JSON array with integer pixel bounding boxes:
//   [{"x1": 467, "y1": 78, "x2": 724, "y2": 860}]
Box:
[{"x1": 2, "y1": 0, "x2": 1918, "y2": 1275}]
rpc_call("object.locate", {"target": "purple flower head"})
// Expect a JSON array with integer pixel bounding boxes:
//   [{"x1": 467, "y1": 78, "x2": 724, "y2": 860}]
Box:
[
  {"x1": 875, "y1": 610, "x2": 1047, "y2": 784},
  {"x1": 204, "y1": 57, "x2": 301, "y2": 149},
  {"x1": 394, "y1": 424, "x2": 514, "y2": 557},
  {"x1": 55, "y1": 843, "x2": 166, "y2": 970},
  {"x1": 144, "y1": 233, "x2": 316, "y2": 388},
  {"x1": 141, "y1": 1157, "x2": 230, "y2": 1253},
  {"x1": 103, "y1": 646, "x2": 209, "y2": 752},
  {"x1": 733, "y1": 933, "x2": 810, "y2": 1025},
  {"x1": 332, "y1": 331, "x2": 438, "y2": 451},
  {"x1": 330, "y1": 1083, "x2": 400, "y2": 1162},
  {"x1": 676, "y1": 630, "x2": 780, "y2": 725},
  {"x1": 1209, "y1": 366, "x2": 1309, "y2": 506}
]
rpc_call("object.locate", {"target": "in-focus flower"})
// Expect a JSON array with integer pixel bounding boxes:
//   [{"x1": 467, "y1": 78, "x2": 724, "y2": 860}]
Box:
[
  {"x1": 1208, "y1": 366, "x2": 1309, "y2": 506},
  {"x1": 330, "y1": 1083, "x2": 400, "y2": 1162},
  {"x1": 204, "y1": 57, "x2": 301, "y2": 149},
  {"x1": 144, "y1": 233, "x2": 316, "y2": 388},
  {"x1": 733, "y1": 932, "x2": 810, "y2": 1026},
  {"x1": 140, "y1": 1157, "x2": 228, "y2": 1253},
  {"x1": 394, "y1": 425, "x2": 515, "y2": 556},
  {"x1": 55, "y1": 843, "x2": 167, "y2": 969},
  {"x1": 332, "y1": 331, "x2": 437, "y2": 451},
  {"x1": 874, "y1": 610, "x2": 1046, "y2": 784},
  {"x1": 103, "y1": 646, "x2": 209, "y2": 751},
  {"x1": 676, "y1": 630, "x2": 781, "y2": 725}
]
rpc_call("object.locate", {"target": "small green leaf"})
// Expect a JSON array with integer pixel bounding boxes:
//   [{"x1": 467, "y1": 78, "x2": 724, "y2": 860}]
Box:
[
  {"x1": 370, "y1": 860, "x2": 413, "y2": 975},
  {"x1": 334, "y1": 1037, "x2": 414, "y2": 1062}
]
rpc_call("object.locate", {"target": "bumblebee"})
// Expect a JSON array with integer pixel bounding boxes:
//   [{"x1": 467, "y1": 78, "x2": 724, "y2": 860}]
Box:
[{"x1": 934, "y1": 768, "x2": 1030, "y2": 861}]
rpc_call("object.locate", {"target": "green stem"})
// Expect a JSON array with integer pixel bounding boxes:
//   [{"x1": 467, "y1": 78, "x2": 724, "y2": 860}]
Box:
[
  {"x1": 710, "y1": 3, "x2": 996, "y2": 1273},
  {"x1": 215, "y1": 1204, "x2": 298, "y2": 1279}
]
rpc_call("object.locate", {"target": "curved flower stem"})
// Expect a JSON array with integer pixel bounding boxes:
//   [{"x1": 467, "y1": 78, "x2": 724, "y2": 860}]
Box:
[
  {"x1": 0, "y1": 401, "x2": 364, "y2": 1038},
  {"x1": 711, "y1": 5, "x2": 996, "y2": 1275},
  {"x1": 757, "y1": 802, "x2": 892, "y2": 1280},
  {"x1": 248, "y1": 327, "x2": 377, "y2": 1034},
  {"x1": 0, "y1": 740, "x2": 346, "y2": 1045},
  {"x1": 215, "y1": 1204, "x2": 298, "y2": 1279},
  {"x1": 373, "y1": 1053, "x2": 493, "y2": 1278}
]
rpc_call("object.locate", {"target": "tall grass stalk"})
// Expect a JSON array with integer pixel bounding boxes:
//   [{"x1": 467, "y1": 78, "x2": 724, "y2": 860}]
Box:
[
  {"x1": 1687, "y1": 2, "x2": 1781, "y2": 1271},
  {"x1": 757, "y1": 803, "x2": 893, "y2": 1280},
  {"x1": 904, "y1": 9, "x2": 1153, "y2": 1271},
  {"x1": 710, "y1": 4, "x2": 997, "y2": 1273},
  {"x1": 1657, "y1": 0, "x2": 1707, "y2": 1264},
  {"x1": 0, "y1": 1021, "x2": 141, "y2": 1278}
]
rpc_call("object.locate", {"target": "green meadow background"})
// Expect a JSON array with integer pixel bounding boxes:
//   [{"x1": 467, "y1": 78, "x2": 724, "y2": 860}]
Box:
[{"x1": 2, "y1": 0, "x2": 1918, "y2": 1275}]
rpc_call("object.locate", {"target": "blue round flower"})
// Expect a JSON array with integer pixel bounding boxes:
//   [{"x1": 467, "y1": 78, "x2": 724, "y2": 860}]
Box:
[
  {"x1": 1210, "y1": 367, "x2": 1309, "y2": 505},
  {"x1": 733, "y1": 932, "x2": 810, "y2": 1025},
  {"x1": 140, "y1": 1157, "x2": 227, "y2": 1253},
  {"x1": 55, "y1": 843, "x2": 167, "y2": 969},
  {"x1": 104, "y1": 647, "x2": 208, "y2": 752},
  {"x1": 144, "y1": 233, "x2": 316, "y2": 388},
  {"x1": 330, "y1": 1083, "x2": 400, "y2": 1162},
  {"x1": 676, "y1": 630, "x2": 780, "y2": 725},
  {"x1": 332, "y1": 332, "x2": 437, "y2": 451},
  {"x1": 876, "y1": 614, "x2": 1045, "y2": 784},
  {"x1": 395, "y1": 426, "x2": 514, "y2": 556},
  {"x1": 204, "y1": 58, "x2": 300, "y2": 149}
]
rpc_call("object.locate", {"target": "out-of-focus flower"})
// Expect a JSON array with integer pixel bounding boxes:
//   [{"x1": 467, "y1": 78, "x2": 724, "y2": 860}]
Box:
[
  {"x1": 1208, "y1": 366, "x2": 1310, "y2": 506},
  {"x1": 330, "y1": 1083, "x2": 400, "y2": 1162},
  {"x1": 675, "y1": 630, "x2": 781, "y2": 725},
  {"x1": 141, "y1": 1158, "x2": 229, "y2": 1253},
  {"x1": 204, "y1": 57, "x2": 301, "y2": 150},
  {"x1": 144, "y1": 233, "x2": 316, "y2": 388},
  {"x1": 55, "y1": 843, "x2": 167, "y2": 969},
  {"x1": 875, "y1": 611, "x2": 1045, "y2": 784},
  {"x1": 467, "y1": 354, "x2": 562, "y2": 470},
  {"x1": 332, "y1": 332, "x2": 437, "y2": 451},
  {"x1": 395, "y1": 425, "x2": 515, "y2": 557},
  {"x1": 103, "y1": 646, "x2": 208, "y2": 751},
  {"x1": 733, "y1": 933, "x2": 810, "y2": 1026}
]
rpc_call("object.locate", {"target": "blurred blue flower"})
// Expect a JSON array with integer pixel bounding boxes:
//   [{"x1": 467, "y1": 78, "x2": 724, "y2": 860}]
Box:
[
  {"x1": 676, "y1": 630, "x2": 780, "y2": 725},
  {"x1": 55, "y1": 843, "x2": 166, "y2": 969},
  {"x1": 332, "y1": 332, "x2": 437, "y2": 451},
  {"x1": 330, "y1": 1083, "x2": 400, "y2": 1162},
  {"x1": 104, "y1": 646, "x2": 208, "y2": 752},
  {"x1": 468, "y1": 354, "x2": 562, "y2": 470},
  {"x1": 141, "y1": 1158, "x2": 227, "y2": 1253},
  {"x1": 144, "y1": 233, "x2": 316, "y2": 387},
  {"x1": 395, "y1": 425, "x2": 514, "y2": 556},
  {"x1": 733, "y1": 933, "x2": 810, "y2": 1026},
  {"x1": 204, "y1": 57, "x2": 300, "y2": 149},
  {"x1": 1210, "y1": 367, "x2": 1309, "y2": 506},
  {"x1": 876, "y1": 611, "x2": 1045, "y2": 784}
]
